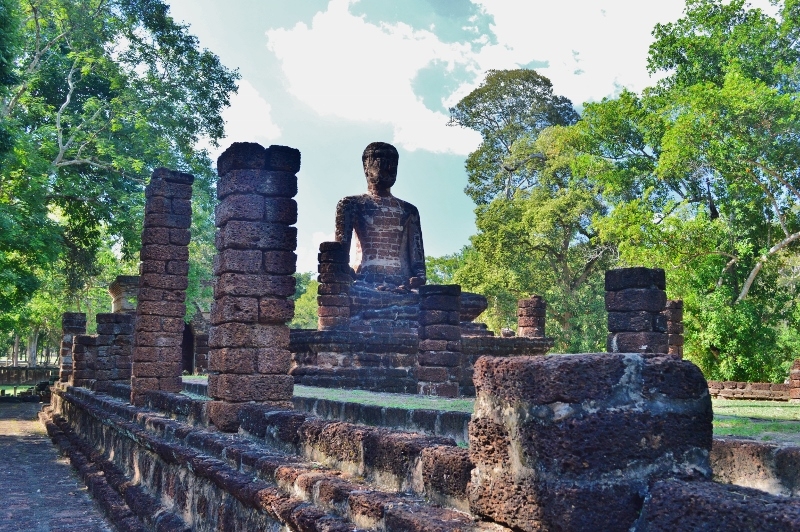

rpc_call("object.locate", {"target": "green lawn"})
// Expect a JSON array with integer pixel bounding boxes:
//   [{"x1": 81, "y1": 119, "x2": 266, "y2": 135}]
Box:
[{"x1": 0, "y1": 384, "x2": 34, "y2": 396}]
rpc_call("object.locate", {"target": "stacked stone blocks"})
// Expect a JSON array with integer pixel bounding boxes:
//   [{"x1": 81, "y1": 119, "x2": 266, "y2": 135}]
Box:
[
  {"x1": 316, "y1": 241, "x2": 351, "y2": 330},
  {"x1": 208, "y1": 142, "x2": 300, "y2": 431},
  {"x1": 59, "y1": 312, "x2": 86, "y2": 383},
  {"x1": 517, "y1": 295, "x2": 546, "y2": 338},
  {"x1": 469, "y1": 353, "x2": 713, "y2": 531},
  {"x1": 663, "y1": 299, "x2": 684, "y2": 358},
  {"x1": 791, "y1": 359, "x2": 800, "y2": 401},
  {"x1": 417, "y1": 284, "x2": 462, "y2": 398},
  {"x1": 92, "y1": 313, "x2": 134, "y2": 392},
  {"x1": 606, "y1": 267, "x2": 668, "y2": 353},
  {"x1": 131, "y1": 168, "x2": 194, "y2": 405}
]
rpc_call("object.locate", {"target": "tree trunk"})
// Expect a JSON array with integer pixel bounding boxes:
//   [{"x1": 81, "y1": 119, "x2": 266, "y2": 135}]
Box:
[
  {"x1": 28, "y1": 328, "x2": 39, "y2": 368},
  {"x1": 12, "y1": 334, "x2": 19, "y2": 367}
]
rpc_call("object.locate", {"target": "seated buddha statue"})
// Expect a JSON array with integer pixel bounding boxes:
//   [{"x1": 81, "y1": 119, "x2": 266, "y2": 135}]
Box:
[{"x1": 333, "y1": 142, "x2": 486, "y2": 326}]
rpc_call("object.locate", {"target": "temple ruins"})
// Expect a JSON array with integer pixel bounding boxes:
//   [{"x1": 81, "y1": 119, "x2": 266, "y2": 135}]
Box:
[{"x1": 39, "y1": 142, "x2": 800, "y2": 531}]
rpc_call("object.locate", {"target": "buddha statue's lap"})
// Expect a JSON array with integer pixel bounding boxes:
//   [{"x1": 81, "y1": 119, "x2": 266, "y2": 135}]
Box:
[{"x1": 329, "y1": 142, "x2": 487, "y2": 327}]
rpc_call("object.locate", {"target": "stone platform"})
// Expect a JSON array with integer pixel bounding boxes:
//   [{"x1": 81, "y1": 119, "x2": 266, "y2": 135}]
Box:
[{"x1": 289, "y1": 329, "x2": 554, "y2": 397}]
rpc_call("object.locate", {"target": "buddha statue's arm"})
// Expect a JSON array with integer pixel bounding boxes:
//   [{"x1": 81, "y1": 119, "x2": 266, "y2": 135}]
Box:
[
  {"x1": 335, "y1": 197, "x2": 354, "y2": 261},
  {"x1": 407, "y1": 207, "x2": 426, "y2": 285}
]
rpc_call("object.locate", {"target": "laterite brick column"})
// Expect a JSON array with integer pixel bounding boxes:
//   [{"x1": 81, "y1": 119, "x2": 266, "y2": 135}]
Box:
[
  {"x1": 59, "y1": 313, "x2": 85, "y2": 383},
  {"x1": 131, "y1": 168, "x2": 194, "y2": 406},
  {"x1": 606, "y1": 267, "x2": 668, "y2": 354},
  {"x1": 791, "y1": 360, "x2": 800, "y2": 401},
  {"x1": 469, "y1": 353, "x2": 712, "y2": 531},
  {"x1": 517, "y1": 295, "x2": 546, "y2": 337},
  {"x1": 663, "y1": 299, "x2": 684, "y2": 358},
  {"x1": 417, "y1": 284, "x2": 462, "y2": 397},
  {"x1": 208, "y1": 142, "x2": 300, "y2": 432},
  {"x1": 317, "y1": 241, "x2": 351, "y2": 330},
  {"x1": 70, "y1": 335, "x2": 96, "y2": 388},
  {"x1": 93, "y1": 313, "x2": 134, "y2": 393}
]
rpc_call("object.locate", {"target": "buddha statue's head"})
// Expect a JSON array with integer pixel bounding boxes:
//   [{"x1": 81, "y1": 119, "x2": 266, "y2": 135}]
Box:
[{"x1": 362, "y1": 142, "x2": 398, "y2": 195}]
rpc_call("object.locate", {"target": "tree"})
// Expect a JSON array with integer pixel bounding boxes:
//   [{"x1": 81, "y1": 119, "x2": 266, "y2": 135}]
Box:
[
  {"x1": 0, "y1": 0, "x2": 238, "y2": 312},
  {"x1": 448, "y1": 69, "x2": 579, "y2": 204},
  {"x1": 289, "y1": 272, "x2": 318, "y2": 330}
]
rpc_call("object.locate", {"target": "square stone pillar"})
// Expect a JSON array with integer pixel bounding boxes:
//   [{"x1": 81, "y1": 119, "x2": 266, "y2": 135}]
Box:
[
  {"x1": 663, "y1": 299, "x2": 684, "y2": 358},
  {"x1": 417, "y1": 284, "x2": 462, "y2": 397},
  {"x1": 469, "y1": 353, "x2": 712, "y2": 531},
  {"x1": 59, "y1": 313, "x2": 86, "y2": 383},
  {"x1": 131, "y1": 168, "x2": 194, "y2": 405},
  {"x1": 606, "y1": 267, "x2": 668, "y2": 354},
  {"x1": 517, "y1": 295, "x2": 546, "y2": 338},
  {"x1": 207, "y1": 142, "x2": 300, "y2": 432},
  {"x1": 317, "y1": 241, "x2": 351, "y2": 330}
]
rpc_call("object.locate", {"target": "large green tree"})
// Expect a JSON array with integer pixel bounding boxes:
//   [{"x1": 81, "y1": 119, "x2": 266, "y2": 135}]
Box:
[{"x1": 0, "y1": 0, "x2": 238, "y2": 313}]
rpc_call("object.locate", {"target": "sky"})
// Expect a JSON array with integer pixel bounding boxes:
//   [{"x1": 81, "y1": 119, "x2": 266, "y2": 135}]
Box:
[{"x1": 163, "y1": 0, "x2": 742, "y2": 273}]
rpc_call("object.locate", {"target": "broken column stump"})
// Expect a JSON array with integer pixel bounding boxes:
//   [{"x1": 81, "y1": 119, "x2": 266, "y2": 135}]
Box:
[
  {"x1": 469, "y1": 353, "x2": 712, "y2": 532},
  {"x1": 663, "y1": 299, "x2": 684, "y2": 358},
  {"x1": 791, "y1": 359, "x2": 800, "y2": 402},
  {"x1": 317, "y1": 241, "x2": 351, "y2": 330},
  {"x1": 517, "y1": 295, "x2": 546, "y2": 338},
  {"x1": 417, "y1": 284, "x2": 462, "y2": 398},
  {"x1": 59, "y1": 313, "x2": 86, "y2": 383},
  {"x1": 93, "y1": 313, "x2": 134, "y2": 393},
  {"x1": 131, "y1": 168, "x2": 194, "y2": 406},
  {"x1": 208, "y1": 142, "x2": 300, "y2": 432},
  {"x1": 606, "y1": 267, "x2": 668, "y2": 354}
]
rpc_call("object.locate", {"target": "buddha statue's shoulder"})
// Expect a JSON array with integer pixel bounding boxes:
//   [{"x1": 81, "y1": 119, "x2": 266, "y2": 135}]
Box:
[{"x1": 336, "y1": 194, "x2": 373, "y2": 210}]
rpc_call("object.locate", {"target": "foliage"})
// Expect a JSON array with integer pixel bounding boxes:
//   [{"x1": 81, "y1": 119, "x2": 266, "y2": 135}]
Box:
[
  {"x1": 448, "y1": 69, "x2": 579, "y2": 204},
  {"x1": 289, "y1": 273, "x2": 318, "y2": 330},
  {"x1": 0, "y1": 0, "x2": 238, "y2": 315}
]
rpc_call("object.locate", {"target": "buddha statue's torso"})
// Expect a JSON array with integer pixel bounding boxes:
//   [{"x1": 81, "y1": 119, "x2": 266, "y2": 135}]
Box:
[{"x1": 336, "y1": 194, "x2": 424, "y2": 287}]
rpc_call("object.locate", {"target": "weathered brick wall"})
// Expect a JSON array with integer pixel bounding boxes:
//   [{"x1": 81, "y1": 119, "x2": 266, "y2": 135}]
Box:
[
  {"x1": 207, "y1": 142, "x2": 299, "y2": 432},
  {"x1": 131, "y1": 168, "x2": 194, "y2": 405},
  {"x1": 606, "y1": 267, "x2": 668, "y2": 353},
  {"x1": 59, "y1": 312, "x2": 86, "y2": 383},
  {"x1": 92, "y1": 313, "x2": 134, "y2": 393},
  {"x1": 70, "y1": 335, "x2": 96, "y2": 388},
  {"x1": 791, "y1": 358, "x2": 800, "y2": 401},
  {"x1": 417, "y1": 284, "x2": 462, "y2": 397},
  {"x1": 469, "y1": 353, "x2": 712, "y2": 531},
  {"x1": 708, "y1": 380, "x2": 790, "y2": 401},
  {"x1": 316, "y1": 241, "x2": 351, "y2": 330},
  {"x1": 517, "y1": 295, "x2": 545, "y2": 337},
  {"x1": 663, "y1": 299, "x2": 684, "y2": 357}
]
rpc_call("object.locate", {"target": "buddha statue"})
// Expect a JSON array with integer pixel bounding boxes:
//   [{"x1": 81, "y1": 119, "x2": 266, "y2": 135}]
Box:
[{"x1": 331, "y1": 142, "x2": 487, "y2": 329}]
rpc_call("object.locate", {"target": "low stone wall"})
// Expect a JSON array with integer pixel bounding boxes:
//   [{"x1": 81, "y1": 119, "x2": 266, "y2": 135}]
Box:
[
  {"x1": 0, "y1": 367, "x2": 58, "y2": 384},
  {"x1": 289, "y1": 329, "x2": 553, "y2": 397},
  {"x1": 708, "y1": 380, "x2": 790, "y2": 401},
  {"x1": 47, "y1": 383, "x2": 491, "y2": 530},
  {"x1": 711, "y1": 437, "x2": 800, "y2": 496}
]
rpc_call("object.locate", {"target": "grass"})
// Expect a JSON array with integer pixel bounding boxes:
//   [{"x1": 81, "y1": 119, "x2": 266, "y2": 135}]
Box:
[
  {"x1": 180, "y1": 377, "x2": 800, "y2": 442},
  {"x1": 0, "y1": 384, "x2": 34, "y2": 396}
]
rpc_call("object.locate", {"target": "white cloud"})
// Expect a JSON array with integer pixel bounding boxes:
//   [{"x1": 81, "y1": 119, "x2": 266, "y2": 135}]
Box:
[
  {"x1": 296, "y1": 231, "x2": 335, "y2": 275},
  {"x1": 222, "y1": 79, "x2": 282, "y2": 145},
  {"x1": 266, "y1": 0, "x2": 481, "y2": 154}
]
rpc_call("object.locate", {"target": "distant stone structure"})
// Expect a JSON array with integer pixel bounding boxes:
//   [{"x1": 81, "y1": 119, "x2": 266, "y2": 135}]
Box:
[
  {"x1": 517, "y1": 295, "x2": 546, "y2": 338},
  {"x1": 606, "y1": 267, "x2": 668, "y2": 353},
  {"x1": 59, "y1": 313, "x2": 86, "y2": 383},
  {"x1": 131, "y1": 168, "x2": 194, "y2": 405},
  {"x1": 664, "y1": 299, "x2": 684, "y2": 357},
  {"x1": 207, "y1": 142, "x2": 300, "y2": 431}
]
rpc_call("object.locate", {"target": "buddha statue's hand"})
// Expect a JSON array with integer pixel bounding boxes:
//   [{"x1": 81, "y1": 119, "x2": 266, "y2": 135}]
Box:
[{"x1": 408, "y1": 276, "x2": 426, "y2": 288}]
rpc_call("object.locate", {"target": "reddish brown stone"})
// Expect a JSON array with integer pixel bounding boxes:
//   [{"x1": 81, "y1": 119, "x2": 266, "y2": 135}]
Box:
[
  {"x1": 216, "y1": 169, "x2": 298, "y2": 199},
  {"x1": 143, "y1": 213, "x2": 191, "y2": 229},
  {"x1": 607, "y1": 331, "x2": 668, "y2": 353},
  {"x1": 256, "y1": 348, "x2": 292, "y2": 374},
  {"x1": 263, "y1": 250, "x2": 297, "y2": 275},
  {"x1": 215, "y1": 194, "x2": 265, "y2": 226},
  {"x1": 214, "y1": 273, "x2": 296, "y2": 298},
  {"x1": 208, "y1": 348, "x2": 258, "y2": 374},
  {"x1": 139, "y1": 272, "x2": 188, "y2": 291},
  {"x1": 208, "y1": 322, "x2": 289, "y2": 349},
  {"x1": 133, "y1": 361, "x2": 182, "y2": 378},
  {"x1": 605, "y1": 267, "x2": 666, "y2": 291},
  {"x1": 136, "y1": 301, "x2": 185, "y2": 317},
  {"x1": 263, "y1": 198, "x2": 298, "y2": 224},
  {"x1": 418, "y1": 351, "x2": 461, "y2": 367},
  {"x1": 416, "y1": 366, "x2": 448, "y2": 383},
  {"x1": 258, "y1": 298, "x2": 295, "y2": 323},
  {"x1": 213, "y1": 249, "x2": 263, "y2": 275},
  {"x1": 517, "y1": 316, "x2": 545, "y2": 328},
  {"x1": 317, "y1": 294, "x2": 350, "y2": 307},
  {"x1": 207, "y1": 400, "x2": 243, "y2": 432},
  {"x1": 208, "y1": 373, "x2": 293, "y2": 402},
  {"x1": 420, "y1": 296, "x2": 460, "y2": 311},
  {"x1": 215, "y1": 221, "x2": 297, "y2": 251},
  {"x1": 605, "y1": 289, "x2": 666, "y2": 312},
  {"x1": 318, "y1": 306, "x2": 349, "y2": 318},
  {"x1": 165, "y1": 261, "x2": 189, "y2": 276},
  {"x1": 420, "y1": 324, "x2": 460, "y2": 341},
  {"x1": 210, "y1": 295, "x2": 259, "y2": 325},
  {"x1": 317, "y1": 283, "x2": 350, "y2": 295},
  {"x1": 518, "y1": 296, "x2": 546, "y2": 308}
]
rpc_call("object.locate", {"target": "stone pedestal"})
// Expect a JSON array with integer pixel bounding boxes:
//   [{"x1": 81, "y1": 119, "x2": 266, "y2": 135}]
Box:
[
  {"x1": 663, "y1": 299, "x2": 684, "y2": 358},
  {"x1": 517, "y1": 295, "x2": 546, "y2": 338},
  {"x1": 108, "y1": 275, "x2": 139, "y2": 314},
  {"x1": 317, "y1": 241, "x2": 351, "y2": 330},
  {"x1": 208, "y1": 142, "x2": 299, "y2": 432},
  {"x1": 606, "y1": 267, "x2": 668, "y2": 354},
  {"x1": 417, "y1": 284, "x2": 462, "y2": 397},
  {"x1": 131, "y1": 168, "x2": 194, "y2": 405},
  {"x1": 59, "y1": 313, "x2": 86, "y2": 383},
  {"x1": 469, "y1": 353, "x2": 712, "y2": 531}
]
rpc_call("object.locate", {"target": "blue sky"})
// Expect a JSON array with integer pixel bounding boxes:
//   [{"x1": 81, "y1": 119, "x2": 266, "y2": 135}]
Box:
[{"x1": 164, "y1": 0, "x2": 760, "y2": 273}]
